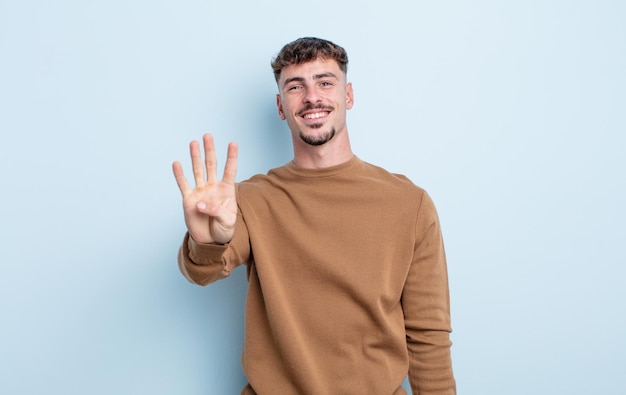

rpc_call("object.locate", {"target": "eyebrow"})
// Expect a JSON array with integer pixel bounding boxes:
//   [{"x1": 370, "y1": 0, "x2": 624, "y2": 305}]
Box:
[{"x1": 283, "y1": 72, "x2": 339, "y2": 86}]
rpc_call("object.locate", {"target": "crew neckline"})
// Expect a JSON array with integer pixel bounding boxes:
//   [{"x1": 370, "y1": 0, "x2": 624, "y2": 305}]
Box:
[{"x1": 284, "y1": 155, "x2": 361, "y2": 178}]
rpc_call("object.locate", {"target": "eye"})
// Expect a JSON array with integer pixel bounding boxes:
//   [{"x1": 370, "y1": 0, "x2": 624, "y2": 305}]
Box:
[
  {"x1": 320, "y1": 81, "x2": 333, "y2": 87},
  {"x1": 287, "y1": 84, "x2": 303, "y2": 91}
]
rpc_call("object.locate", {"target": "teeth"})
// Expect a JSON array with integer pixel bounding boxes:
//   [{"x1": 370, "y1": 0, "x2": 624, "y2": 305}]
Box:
[{"x1": 303, "y1": 112, "x2": 328, "y2": 119}]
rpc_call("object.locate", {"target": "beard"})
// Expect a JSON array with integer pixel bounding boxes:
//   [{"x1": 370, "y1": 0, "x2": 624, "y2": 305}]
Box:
[
  {"x1": 295, "y1": 104, "x2": 336, "y2": 146},
  {"x1": 299, "y1": 127, "x2": 336, "y2": 146}
]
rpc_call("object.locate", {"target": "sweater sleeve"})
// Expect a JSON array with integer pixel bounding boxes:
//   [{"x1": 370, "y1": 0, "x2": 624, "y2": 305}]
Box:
[
  {"x1": 403, "y1": 191, "x2": 456, "y2": 394},
  {"x1": 177, "y1": 209, "x2": 251, "y2": 286}
]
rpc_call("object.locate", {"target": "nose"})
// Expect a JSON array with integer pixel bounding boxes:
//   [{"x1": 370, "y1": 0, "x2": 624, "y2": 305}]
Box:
[{"x1": 303, "y1": 86, "x2": 322, "y2": 104}]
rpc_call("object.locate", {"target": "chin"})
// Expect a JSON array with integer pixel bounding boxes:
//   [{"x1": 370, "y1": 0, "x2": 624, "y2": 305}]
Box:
[{"x1": 299, "y1": 128, "x2": 336, "y2": 146}]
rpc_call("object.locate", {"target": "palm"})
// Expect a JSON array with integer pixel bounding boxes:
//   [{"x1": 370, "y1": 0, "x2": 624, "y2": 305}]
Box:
[{"x1": 173, "y1": 134, "x2": 239, "y2": 244}]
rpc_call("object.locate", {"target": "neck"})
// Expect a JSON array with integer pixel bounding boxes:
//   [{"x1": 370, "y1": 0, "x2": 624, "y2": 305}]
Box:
[{"x1": 291, "y1": 130, "x2": 354, "y2": 169}]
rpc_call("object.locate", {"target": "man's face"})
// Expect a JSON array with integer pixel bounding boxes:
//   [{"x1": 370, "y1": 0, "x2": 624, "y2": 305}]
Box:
[{"x1": 276, "y1": 58, "x2": 354, "y2": 146}]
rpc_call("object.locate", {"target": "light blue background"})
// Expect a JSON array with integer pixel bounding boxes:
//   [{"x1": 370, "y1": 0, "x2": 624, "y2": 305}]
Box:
[{"x1": 1, "y1": 1, "x2": 624, "y2": 394}]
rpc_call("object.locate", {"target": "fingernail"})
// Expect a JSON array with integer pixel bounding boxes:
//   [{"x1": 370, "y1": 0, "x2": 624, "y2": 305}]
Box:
[{"x1": 197, "y1": 202, "x2": 206, "y2": 210}]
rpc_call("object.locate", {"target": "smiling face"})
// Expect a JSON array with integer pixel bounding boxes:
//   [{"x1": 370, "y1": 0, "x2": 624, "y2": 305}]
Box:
[{"x1": 276, "y1": 58, "x2": 354, "y2": 147}]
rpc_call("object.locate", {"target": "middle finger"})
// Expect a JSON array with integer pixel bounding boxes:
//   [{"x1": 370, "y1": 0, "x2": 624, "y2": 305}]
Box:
[{"x1": 203, "y1": 134, "x2": 218, "y2": 185}]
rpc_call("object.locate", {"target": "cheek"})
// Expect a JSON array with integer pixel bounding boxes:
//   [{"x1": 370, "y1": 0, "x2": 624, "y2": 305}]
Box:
[{"x1": 282, "y1": 100, "x2": 299, "y2": 117}]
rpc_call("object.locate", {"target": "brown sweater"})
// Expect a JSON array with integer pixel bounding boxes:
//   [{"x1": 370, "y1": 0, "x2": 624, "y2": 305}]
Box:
[{"x1": 178, "y1": 156, "x2": 456, "y2": 395}]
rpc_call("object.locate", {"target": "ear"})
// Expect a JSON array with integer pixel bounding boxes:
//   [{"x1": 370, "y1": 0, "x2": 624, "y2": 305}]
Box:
[
  {"x1": 276, "y1": 94, "x2": 286, "y2": 120},
  {"x1": 345, "y1": 82, "x2": 354, "y2": 110}
]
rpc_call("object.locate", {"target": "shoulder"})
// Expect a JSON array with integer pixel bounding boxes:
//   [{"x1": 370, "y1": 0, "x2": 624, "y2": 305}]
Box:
[
  {"x1": 358, "y1": 159, "x2": 426, "y2": 195},
  {"x1": 235, "y1": 163, "x2": 291, "y2": 201}
]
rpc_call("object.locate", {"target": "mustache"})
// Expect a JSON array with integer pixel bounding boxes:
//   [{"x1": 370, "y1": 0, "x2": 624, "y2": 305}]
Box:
[{"x1": 296, "y1": 104, "x2": 334, "y2": 117}]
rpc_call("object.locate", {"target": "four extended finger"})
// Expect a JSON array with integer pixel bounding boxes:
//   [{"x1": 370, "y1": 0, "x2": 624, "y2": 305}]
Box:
[{"x1": 176, "y1": 135, "x2": 237, "y2": 192}]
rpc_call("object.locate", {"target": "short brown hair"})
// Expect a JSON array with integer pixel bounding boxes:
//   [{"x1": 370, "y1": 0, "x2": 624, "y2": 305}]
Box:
[{"x1": 271, "y1": 37, "x2": 349, "y2": 83}]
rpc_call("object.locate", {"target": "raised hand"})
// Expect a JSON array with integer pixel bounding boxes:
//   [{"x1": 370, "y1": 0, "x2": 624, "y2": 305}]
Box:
[{"x1": 172, "y1": 134, "x2": 239, "y2": 244}]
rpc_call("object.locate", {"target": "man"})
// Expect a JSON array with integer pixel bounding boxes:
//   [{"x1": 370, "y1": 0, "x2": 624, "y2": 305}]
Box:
[{"x1": 173, "y1": 37, "x2": 456, "y2": 395}]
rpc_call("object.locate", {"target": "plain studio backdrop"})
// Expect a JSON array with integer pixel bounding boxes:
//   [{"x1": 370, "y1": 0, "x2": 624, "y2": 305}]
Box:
[{"x1": 1, "y1": 1, "x2": 624, "y2": 394}]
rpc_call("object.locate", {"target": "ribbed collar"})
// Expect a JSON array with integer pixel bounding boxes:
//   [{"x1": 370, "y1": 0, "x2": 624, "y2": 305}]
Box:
[{"x1": 283, "y1": 155, "x2": 361, "y2": 178}]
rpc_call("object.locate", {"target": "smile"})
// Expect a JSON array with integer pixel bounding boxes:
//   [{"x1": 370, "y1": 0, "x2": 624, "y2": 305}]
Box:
[{"x1": 302, "y1": 111, "x2": 330, "y2": 119}]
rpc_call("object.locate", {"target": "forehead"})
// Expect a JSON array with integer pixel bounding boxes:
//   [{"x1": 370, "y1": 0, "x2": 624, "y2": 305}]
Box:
[{"x1": 279, "y1": 58, "x2": 345, "y2": 85}]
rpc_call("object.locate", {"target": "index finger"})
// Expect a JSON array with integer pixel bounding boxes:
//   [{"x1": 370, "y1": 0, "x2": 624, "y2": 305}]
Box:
[{"x1": 222, "y1": 142, "x2": 238, "y2": 185}]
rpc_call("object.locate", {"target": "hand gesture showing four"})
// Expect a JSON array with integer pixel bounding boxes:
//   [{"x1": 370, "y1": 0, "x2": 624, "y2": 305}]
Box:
[{"x1": 172, "y1": 134, "x2": 238, "y2": 244}]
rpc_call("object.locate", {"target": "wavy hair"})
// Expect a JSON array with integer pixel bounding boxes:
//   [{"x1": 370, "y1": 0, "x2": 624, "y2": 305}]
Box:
[{"x1": 271, "y1": 37, "x2": 348, "y2": 83}]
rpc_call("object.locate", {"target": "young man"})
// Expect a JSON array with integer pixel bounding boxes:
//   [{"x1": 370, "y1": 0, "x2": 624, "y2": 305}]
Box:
[{"x1": 173, "y1": 37, "x2": 456, "y2": 395}]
